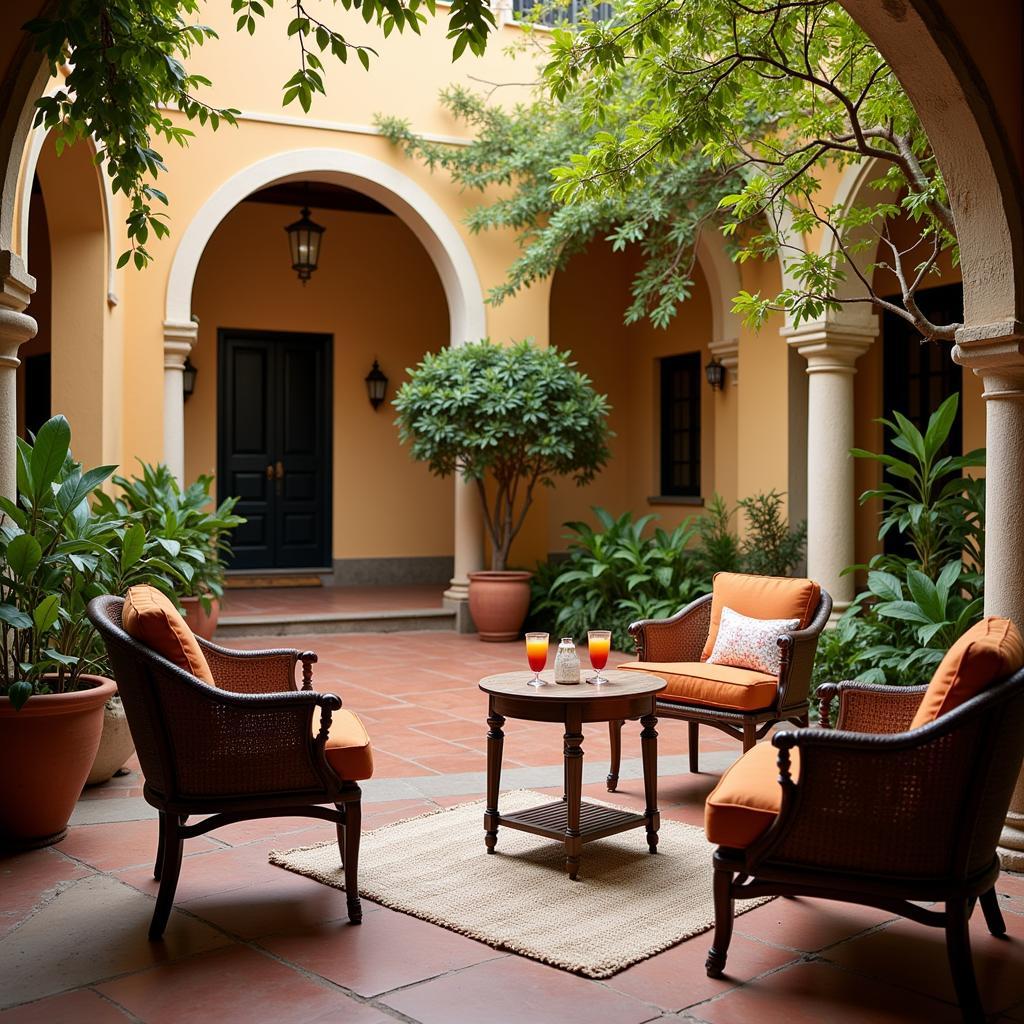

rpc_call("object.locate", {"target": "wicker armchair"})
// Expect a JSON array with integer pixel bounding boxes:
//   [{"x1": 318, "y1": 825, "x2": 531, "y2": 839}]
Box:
[
  {"x1": 608, "y1": 582, "x2": 832, "y2": 785},
  {"x1": 705, "y1": 671, "x2": 1024, "y2": 1023},
  {"x1": 87, "y1": 595, "x2": 368, "y2": 940}
]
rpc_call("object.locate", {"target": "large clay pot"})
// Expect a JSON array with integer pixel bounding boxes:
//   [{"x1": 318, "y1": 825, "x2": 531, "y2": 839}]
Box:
[
  {"x1": 86, "y1": 696, "x2": 136, "y2": 786},
  {"x1": 181, "y1": 595, "x2": 219, "y2": 639},
  {"x1": 468, "y1": 570, "x2": 532, "y2": 642},
  {"x1": 0, "y1": 674, "x2": 117, "y2": 849}
]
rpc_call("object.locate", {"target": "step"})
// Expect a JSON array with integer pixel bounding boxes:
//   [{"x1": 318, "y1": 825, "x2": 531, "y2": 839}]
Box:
[{"x1": 215, "y1": 606, "x2": 457, "y2": 638}]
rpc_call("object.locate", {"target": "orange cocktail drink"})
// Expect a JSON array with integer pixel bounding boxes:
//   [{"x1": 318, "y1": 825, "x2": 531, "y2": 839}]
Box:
[
  {"x1": 525, "y1": 632, "x2": 549, "y2": 687},
  {"x1": 587, "y1": 630, "x2": 612, "y2": 685}
]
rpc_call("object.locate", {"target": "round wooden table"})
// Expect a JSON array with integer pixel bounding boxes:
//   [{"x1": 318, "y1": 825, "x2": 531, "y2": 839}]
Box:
[{"x1": 478, "y1": 668, "x2": 666, "y2": 879}]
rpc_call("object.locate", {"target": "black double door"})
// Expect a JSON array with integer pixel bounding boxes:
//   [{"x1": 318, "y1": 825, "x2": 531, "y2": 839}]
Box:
[{"x1": 218, "y1": 329, "x2": 332, "y2": 570}]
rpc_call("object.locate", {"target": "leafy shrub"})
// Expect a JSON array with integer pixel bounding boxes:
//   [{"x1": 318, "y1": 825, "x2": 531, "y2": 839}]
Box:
[
  {"x1": 811, "y1": 393, "x2": 985, "y2": 695},
  {"x1": 531, "y1": 493, "x2": 806, "y2": 651}
]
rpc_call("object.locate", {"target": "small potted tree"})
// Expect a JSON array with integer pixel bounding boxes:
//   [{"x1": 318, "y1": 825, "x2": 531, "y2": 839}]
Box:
[{"x1": 395, "y1": 340, "x2": 611, "y2": 640}]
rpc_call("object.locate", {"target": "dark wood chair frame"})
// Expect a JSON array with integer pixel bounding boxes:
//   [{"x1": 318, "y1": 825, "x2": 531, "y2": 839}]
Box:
[
  {"x1": 606, "y1": 588, "x2": 833, "y2": 788},
  {"x1": 87, "y1": 595, "x2": 364, "y2": 940},
  {"x1": 705, "y1": 671, "x2": 1024, "y2": 1024}
]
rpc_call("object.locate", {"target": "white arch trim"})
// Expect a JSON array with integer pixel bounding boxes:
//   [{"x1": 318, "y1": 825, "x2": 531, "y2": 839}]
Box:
[
  {"x1": 164, "y1": 147, "x2": 486, "y2": 347},
  {"x1": 15, "y1": 118, "x2": 120, "y2": 306},
  {"x1": 696, "y1": 229, "x2": 742, "y2": 381}
]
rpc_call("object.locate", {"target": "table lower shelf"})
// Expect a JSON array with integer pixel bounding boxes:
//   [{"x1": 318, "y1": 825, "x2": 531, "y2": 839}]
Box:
[{"x1": 497, "y1": 800, "x2": 650, "y2": 844}]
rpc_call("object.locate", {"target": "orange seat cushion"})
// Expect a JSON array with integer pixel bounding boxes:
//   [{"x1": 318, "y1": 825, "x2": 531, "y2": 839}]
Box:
[
  {"x1": 122, "y1": 585, "x2": 215, "y2": 685},
  {"x1": 322, "y1": 709, "x2": 374, "y2": 781},
  {"x1": 910, "y1": 616, "x2": 1024, "y2": 729},
  {"x1": 618, "y1": 661, "x2": 778, "y2": 711},
  {"x1": 705, "y1": 741, "x2": 801, "y2": 848},
  {"x1": 701, "y1": 573, "x2": 821, "y2": 662}
]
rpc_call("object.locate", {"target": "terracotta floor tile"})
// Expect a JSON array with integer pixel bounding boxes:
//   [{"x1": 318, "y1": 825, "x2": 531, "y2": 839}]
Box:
[
  {"x1": 261, "y1": 904, "x2": 503, "y2": 997},
  {"x1": 204, "y1": 815, "x2": 335, "y2": 848},
  {"x1": 606, "y1": 932, "x2": 799, "y2": 1012},
  {"x1": 692, "y1": 959, "x2": 963, "y2": 1024},
  {"x1": 0, "y1": 874, "x2": 229, "y2": 1009},
  {"x1": 0, "y1": 848, "x2": 93, "y2": 940},
  {"x1": 0, "y1": 989, "x2": 129, "y2": 1023},
  {"x1": 406, "y1": 750, "x2": 498, "y2": 774},
  {"x1": 59, "y1": 819, "x2": 220, "y2": 872},
  {"x1": 96, "y1": 944, "x2": 387, "y2": 1024},
  {"x1": 823, "y1": 901, "x2": 1024, "y2": 1013},
  {"x1": 181, "y1": 873, "x2": 372, "y2": 939},
  {"x1": 367, "y1": 750, "x2": 439, "y2": 778},
  {"x1": 114, "y1": 836, "x2": 309, "y2": 904},
  {"x1": 733, "y1": 895, "x2": 899, "y2": 953},
  {"x1": 382, "y1": 954, "x2": 661, "y2": 1024}
]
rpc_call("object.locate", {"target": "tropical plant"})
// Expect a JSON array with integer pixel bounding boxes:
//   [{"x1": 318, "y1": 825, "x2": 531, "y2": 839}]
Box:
[
  {"x1": 811, "y1": 393, "x2": 985, "y2": 693},
  {"x1": 93, "y1": 462, "x2": 245, "y2": 612},
  {"x1": 532, "y1": 494, "x2": 806, "y2": 650},
  {"x1": 393, "y1": 340, "x2": 612, "y2": 571},
  {"x1": 0, "y1": 417, "x2": 186, "y2": 708}
]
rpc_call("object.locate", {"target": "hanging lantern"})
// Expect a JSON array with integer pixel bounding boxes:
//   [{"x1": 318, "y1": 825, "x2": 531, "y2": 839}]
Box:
[
  {"x1": 285, "y1": 206, "x2": 325, "y2": 284},
  {"x1": 182, "y1": 357, "x2": 198, "y2": 401},
  {"x1": 364, "y1": 360, "x2": 389, "y2": 410}
]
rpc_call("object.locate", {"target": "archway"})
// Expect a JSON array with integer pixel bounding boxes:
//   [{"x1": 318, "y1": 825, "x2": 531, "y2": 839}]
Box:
[{"x1": 163, "y1": 148, "x2": 487, "y2": 605}]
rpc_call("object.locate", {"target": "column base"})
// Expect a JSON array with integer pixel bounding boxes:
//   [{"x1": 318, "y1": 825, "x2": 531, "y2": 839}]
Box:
[
  {"x1": 443, "y1": 586, "x2": 476, "y2": 634},
  {"x1": 826, "y1": 600, "x2": 852, "y2": 627},
  {"x1": 998, "y1": 820, "x2": 1024, "y2": 872}
]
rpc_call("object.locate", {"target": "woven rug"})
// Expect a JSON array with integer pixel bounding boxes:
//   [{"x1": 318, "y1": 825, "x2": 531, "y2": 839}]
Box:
[{"x1": 270, "y1": 790, "x2": 770, "y2": 978}]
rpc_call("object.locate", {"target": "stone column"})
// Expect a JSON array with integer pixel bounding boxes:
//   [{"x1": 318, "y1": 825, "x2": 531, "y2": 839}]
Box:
[
  {"x1": 954, "y1": 321, "x2": 1024, "y2": 870},
  {"x1": 444, "y1": 475, "x2": 484, "y2": 632},
  {"x1": 0, "y1": 252, "x2": 37, "y2": 500},
  {"x1": 785, "y1": 318, "x2": 877, "y2": 614},
  {"x1": 162, "y1": 320, "x2": 197, "y2": 482}
]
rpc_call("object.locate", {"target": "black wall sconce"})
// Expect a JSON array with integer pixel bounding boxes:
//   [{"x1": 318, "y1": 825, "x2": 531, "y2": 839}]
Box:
[
  {"x1": 365, "y1": 360, "x2": 389, "y2": 410},
  {"x1": 705, "y1": 356, "x2": 726, "y2": 391},
  {"x1": 182, "y1": 357, "x2": 198, "y2": 401}
]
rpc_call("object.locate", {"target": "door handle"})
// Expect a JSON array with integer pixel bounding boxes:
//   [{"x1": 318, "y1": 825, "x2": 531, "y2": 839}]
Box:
[
  {"x1": 265, "y1": 464, "x2": 274, "y2": 480},
  {"x1": 275, "y1": 460, "x2": 284, "y2": 496}
]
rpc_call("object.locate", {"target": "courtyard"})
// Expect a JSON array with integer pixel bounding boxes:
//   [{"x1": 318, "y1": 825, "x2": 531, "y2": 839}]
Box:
[{"x1": 1, "y1": 626, "x2": 1023, "y2": 1023}]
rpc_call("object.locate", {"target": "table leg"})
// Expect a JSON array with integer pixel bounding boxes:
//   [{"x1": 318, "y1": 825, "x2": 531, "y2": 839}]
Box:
[
  {"x1": 564, "y1": 706, "x2": 584, "y2": 879},
  {"x1": 484, "y1": 703, "x2": 505, "y2": 854},
  {"x1": 640, "y1": 710, "x2": 660, "y2": 854}
]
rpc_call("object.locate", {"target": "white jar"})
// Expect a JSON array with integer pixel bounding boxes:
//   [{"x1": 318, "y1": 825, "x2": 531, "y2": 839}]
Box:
[{"x1": 553, "y1": 637, "x2": 581, "y2": 685}]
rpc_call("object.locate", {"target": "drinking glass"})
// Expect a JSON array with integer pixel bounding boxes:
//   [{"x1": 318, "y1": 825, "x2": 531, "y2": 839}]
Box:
[
  {"x1": 587, "y1": 629, "x2": 612, "y2": 685},
  {"x1": 525, "y1": 632, "x2": 549, "y2": 687}
]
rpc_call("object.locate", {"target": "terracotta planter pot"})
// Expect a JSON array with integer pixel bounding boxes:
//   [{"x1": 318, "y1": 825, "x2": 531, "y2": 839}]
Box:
[
  {"x1": 0, "y1": 674, "x2": 117, "y2": 849},
  {"x1": 468, "y1": 571, "x2": 533, "y2": 642},
  {"x1": 181, "y1": 595, "x2": 220, "y2": 640},
  {"x1": 86, "y1": 696, "x2": 136, "y2": 786}
]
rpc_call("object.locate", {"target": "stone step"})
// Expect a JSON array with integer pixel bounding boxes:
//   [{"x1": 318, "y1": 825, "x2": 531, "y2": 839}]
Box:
[{"x1": 214, "y1": 605, "x2": 456, "y2": 638}]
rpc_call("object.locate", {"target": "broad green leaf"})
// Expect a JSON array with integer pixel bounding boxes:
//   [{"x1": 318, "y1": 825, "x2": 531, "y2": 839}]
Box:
[
  {"x1": 7, "y1": 680, "x2": 34, "y2": 710},
  {"x1": 6, "y1": 533, "x2": 42, "y2": 578},
  {"x1": 0, "y1": 603, "x2": 33, "y2": 629},
  {"x1": 33, "y1": 594, "x2": 60, "y2": 634},
  {"x1": 29, "y1": 415, "x2": 71, "y2": 500}
]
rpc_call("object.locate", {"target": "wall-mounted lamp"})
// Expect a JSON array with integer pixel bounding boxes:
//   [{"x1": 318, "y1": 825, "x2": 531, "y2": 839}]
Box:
[
  {"x1": 365, "y1": 359, "x2": 389, "y2": 410},
  {"x1": 704, "y1": 356, "x2": 726, "y2": 391},
  {"x1": 182, "y1": 357, "x2": 198, "y2": 401},
  {"x1": 285, "y1": 204, "x2": 326, "y2": 284}
]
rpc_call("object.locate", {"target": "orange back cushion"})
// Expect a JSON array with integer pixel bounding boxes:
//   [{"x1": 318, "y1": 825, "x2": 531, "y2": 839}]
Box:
[
  {"x1": 701, "y1": 572, "x2": 821, "y2": 662},
  {"x1": 122, "y1": 585, "x2": 215, "y2": 685},
  {"x1": 910, "y1": 616, "x2": 1024, "y2": 729}
]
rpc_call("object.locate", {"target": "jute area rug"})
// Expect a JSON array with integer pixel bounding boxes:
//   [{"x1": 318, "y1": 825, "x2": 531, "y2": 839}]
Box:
[{"x1": 270, "y1": 790, "x2": 770, "y2": 979}]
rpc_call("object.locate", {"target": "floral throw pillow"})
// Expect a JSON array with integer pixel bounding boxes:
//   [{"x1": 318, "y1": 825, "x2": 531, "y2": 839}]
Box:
[{"x1": 707, "y1": 606, "x2": 800, "y2": 676}]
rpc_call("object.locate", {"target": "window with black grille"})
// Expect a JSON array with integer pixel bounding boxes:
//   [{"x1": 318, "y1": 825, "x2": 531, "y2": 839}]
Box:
[{"x1": 659, "y1": 352, "x2": 701, "y2": 497}]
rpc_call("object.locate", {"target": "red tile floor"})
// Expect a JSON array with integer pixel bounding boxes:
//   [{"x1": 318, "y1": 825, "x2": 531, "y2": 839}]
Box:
[{"x1": 2, "y1": 629, "x2": 1023, "y2": 1023}]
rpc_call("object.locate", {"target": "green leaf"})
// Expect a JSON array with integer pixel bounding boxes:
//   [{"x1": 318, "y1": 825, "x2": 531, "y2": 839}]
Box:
[
  {"x1": 29, "y1": 415, "x2": 71, "y2": 499},
  {"x1": 6, "y1": 533, "x2": 42, "y2": 579},
  {"x1": 0, "y1": 604, "x2": 34, "y2": 630},
  {"x1": 33, "y1": 594, "x2": 60, "y2": 634},
  {"x1": 121, "y1": 522, "x2": 146, "y2": 570},
  {"x1": 7, "y1": 680, "x2": 34, "y2": 710}
]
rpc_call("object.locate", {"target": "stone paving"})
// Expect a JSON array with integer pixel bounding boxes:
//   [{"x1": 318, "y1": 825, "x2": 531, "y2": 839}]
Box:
[{"x1": 2, "y1": 630, "x2": 1023, "y2": 1023}]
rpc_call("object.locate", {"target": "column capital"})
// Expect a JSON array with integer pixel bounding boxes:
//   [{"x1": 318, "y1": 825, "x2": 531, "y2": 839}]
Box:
[
  {"x1": 163, "y1": 319, "x2": 198, "y2": 370},
  {"x1": 0, "y1": 250, "x2": 36, "y2": 313},
  {"x1": 953, "y1": 320, "x2": 1024, "y2": 401},
  {"x1": 708, "y1": 336, "x2": 739, "y2": 386},
  {"x1": 783, "y1": 316, "x2": 877, "y2": 375}
]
